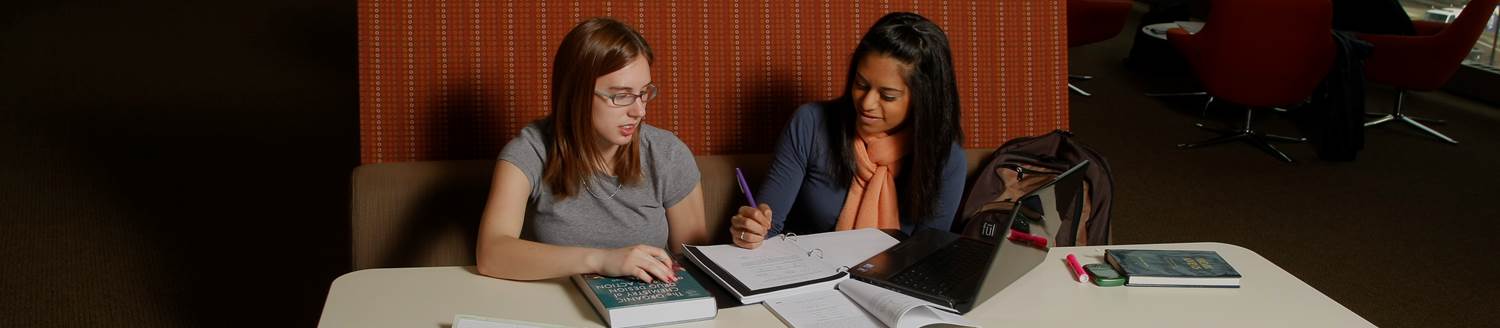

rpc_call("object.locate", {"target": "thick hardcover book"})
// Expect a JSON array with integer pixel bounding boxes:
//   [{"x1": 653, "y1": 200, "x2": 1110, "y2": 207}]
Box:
[
  {"x1": 1105, "y1": 249, "x2": 1242, "y2": 288},
  {"x1": 571, "y1": 266, "x2": 717, "y2": 328}
]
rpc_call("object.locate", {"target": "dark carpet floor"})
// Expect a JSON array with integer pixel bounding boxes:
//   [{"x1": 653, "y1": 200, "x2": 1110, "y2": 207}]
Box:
[{"x1": 1066, "y1": 6, "x2": 1500, "y2": 328}]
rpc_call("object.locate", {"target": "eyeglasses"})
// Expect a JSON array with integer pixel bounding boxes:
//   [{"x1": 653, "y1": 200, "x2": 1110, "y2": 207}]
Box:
[{"x1": 593, "y1": 84, "x2": 659, "y2": 107}]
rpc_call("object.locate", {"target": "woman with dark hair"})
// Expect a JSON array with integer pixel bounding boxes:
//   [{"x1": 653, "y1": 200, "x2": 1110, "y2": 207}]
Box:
[
  {"x1": 731, "y1": 12, "x2": 965, "y2": 248},
  {"x1": 476, "y1": 17, "x2": 707, "y2": 283}
]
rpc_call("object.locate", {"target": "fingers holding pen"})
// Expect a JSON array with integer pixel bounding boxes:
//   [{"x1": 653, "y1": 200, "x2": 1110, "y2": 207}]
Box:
[
  {"x1": 737, "y1": 218, "x2": 767, "y2": 241},
  {"x1": 731, "y1": 204, "x2": 776, "y2": 249},
  {"x1": 736, "y1": 204, "x2": 773, "y2": 229},
  {"x1": 731, "y1": 215, "x2": 767, "y2": 249},
  {"x1": 755, "y1": 203, "x2": 773, "y2": 226}
]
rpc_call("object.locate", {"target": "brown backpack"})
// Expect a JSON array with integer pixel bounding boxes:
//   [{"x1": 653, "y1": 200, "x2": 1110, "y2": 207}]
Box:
[{"x1": 957, "y1": 130, "x2": 1114, "y2": 246}]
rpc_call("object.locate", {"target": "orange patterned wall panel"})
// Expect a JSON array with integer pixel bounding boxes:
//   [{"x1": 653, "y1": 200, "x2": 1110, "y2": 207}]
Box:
[{"x1": 359, "y1": 0, "x2": 1068, "y2": 163}]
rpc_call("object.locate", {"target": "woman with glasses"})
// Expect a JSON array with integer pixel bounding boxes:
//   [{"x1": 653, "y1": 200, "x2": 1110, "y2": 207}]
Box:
[
  {"x1": 476, "y1": 17, "x2": 707, "y2": 283},
  {"x1": 731, "y1": 12, "x2": 965, "y2": 249}
]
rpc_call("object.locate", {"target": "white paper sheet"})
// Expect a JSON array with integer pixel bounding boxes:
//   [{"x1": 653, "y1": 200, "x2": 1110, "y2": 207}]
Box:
[{"x1": 764, "y1": 289, "x2": 885, "y2": 328}]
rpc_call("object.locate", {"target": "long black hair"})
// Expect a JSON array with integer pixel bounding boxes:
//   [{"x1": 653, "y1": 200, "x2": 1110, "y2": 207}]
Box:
[{"x1": 826, "y1": 12, "x2": 961, "y2": 223}]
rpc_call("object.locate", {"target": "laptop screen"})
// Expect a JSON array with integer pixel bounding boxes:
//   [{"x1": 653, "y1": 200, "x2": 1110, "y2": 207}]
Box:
[{"x1": 971, "y1": 160, "x2": 1089, "y2": 306}]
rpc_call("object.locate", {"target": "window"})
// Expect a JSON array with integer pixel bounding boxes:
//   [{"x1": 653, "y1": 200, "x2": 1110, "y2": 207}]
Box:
[{"x1": 1401, "y1": 0, "x2": 1500, "y2": 69}]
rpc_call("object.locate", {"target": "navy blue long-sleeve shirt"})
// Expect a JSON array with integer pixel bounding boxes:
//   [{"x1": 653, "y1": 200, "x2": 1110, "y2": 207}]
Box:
[{"x1": 759, "y1": 102, "x2": 966, "y2": 236}]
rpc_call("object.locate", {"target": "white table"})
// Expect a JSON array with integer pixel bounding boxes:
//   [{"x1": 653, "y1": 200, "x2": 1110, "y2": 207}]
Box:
[
  {"x1": 967, "y1": 242, "x2": 1373, "y2": 327},
  {"x1": 318, "y1": 242, "x2": 1373, "y2": 327},
  {"x1": 1142, "y1": 21, "x2": 1205, "y2": 40}
]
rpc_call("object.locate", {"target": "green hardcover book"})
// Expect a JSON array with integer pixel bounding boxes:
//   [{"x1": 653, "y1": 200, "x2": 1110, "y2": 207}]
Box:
[
  {"x1": 571, "y1": 266, "x2": 717, "y2": 328},
  {"x1": 1104, "y1": 249, "x2": 1242, "y2": 288}
]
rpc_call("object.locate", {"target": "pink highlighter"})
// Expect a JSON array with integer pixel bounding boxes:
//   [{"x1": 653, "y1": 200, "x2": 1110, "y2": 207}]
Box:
[
  {"x1": 1065, "y1": 253, "x2": 1088, "y2": 283},
  {"x1": 1008, "y1": 229, "x2": 1049, "y2": 249}
]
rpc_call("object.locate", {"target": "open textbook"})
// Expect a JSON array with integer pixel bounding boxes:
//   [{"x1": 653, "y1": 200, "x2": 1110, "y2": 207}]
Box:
[
  {"x1": 683, "y1": 228, "x2": 899, "y2": 304},
  {"x1": 763, "y1": 279, "x2": 978, "y2": 328}
]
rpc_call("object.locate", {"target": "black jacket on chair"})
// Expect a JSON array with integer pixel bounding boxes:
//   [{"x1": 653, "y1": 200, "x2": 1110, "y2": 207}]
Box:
[{"x1": 1296, "y1": 31, "x2": 1373, "y2": 161}]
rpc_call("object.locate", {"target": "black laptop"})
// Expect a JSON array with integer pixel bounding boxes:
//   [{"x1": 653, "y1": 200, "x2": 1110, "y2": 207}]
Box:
[{"x1": 849, "y1": 160, "x2": 1090, "y2": 314}]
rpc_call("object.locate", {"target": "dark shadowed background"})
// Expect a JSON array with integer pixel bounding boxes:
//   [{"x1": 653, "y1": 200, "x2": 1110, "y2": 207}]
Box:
[{"x1": 2, "y1": 0, "x2": 356, "y2": 326}]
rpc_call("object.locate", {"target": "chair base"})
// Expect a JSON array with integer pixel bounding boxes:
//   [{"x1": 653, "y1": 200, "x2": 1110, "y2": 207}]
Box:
[
  {"x1": 1068, "y1": 75, "x2": 1094, "y2": 96},
  {"x1": 1364, "y1": 112, "x2": 1445, "y2": 124},
  {"x1": 1148, "y1": 92, "x2": 1292, "y2": 116},
  {"x1": 1366, "y1": 113, "x2": 1458, "y2": 144},
  {"x1": 1145, "y1": 91, "x2": 1217, "y2": 116},
  {"x1": 1068, "y1": 83, "x2": 1092, "y2": 96},
  {"x1": 1365, "y1": 90, "x2": 1458, "y2": 144},
  {"x1": 1178, "y1": 109, "x2": 1307, "y2": 163}
]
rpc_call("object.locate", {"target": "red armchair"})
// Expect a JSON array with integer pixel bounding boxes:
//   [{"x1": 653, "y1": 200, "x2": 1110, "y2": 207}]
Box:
[
  {"x1": 1357, "y1": 0, "x2": 1499, "y2": 145},
  {"x1": 1168, "y1": 0, "x2": 1335, "y2": 163},
  {"x1": 1067, "y1": 0, "x2": 1134, "y2": 96}
]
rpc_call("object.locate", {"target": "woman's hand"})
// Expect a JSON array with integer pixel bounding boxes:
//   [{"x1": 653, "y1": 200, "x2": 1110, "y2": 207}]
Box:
[
  {"x1": 730, "y1": 204, "x2": 773, "y2": 249},
  {"x1": 590, "y1": 245, "x2": 678, "y2": 283}
]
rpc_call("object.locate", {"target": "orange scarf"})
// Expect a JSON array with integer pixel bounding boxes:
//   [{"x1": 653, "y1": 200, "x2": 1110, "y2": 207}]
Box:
[{"x1": 835, "y1": 130, "x2": 910, "y2": 231}]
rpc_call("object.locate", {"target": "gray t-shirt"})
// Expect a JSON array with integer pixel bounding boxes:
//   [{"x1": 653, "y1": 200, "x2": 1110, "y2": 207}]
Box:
[{"x1": 499, "y1": 122, "x2": 700, "y2": 250}]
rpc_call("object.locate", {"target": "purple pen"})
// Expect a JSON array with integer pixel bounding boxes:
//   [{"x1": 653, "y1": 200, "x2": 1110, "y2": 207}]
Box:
[{"x1": 734, "y1": 168, "x2": 757, "y2": 206}]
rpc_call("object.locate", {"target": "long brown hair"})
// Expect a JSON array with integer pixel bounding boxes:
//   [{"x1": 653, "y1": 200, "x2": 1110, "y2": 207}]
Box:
[{"x1": 541, "y1": 17, "x2": 653, "y2": 199}]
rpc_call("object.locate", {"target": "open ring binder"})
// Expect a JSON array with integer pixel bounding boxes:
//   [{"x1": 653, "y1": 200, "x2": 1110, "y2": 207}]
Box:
[
  {"x1": 780, "y1": 233, "x2": 798, "y2": 242},
  {"x1": 681, "y1": 229, "x2": 898, "y2": 304}
]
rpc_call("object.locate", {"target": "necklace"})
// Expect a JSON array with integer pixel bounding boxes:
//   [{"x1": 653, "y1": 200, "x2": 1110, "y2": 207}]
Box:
[{"x1": 584, "y1": 175, "x2": 624, "y2": 200}]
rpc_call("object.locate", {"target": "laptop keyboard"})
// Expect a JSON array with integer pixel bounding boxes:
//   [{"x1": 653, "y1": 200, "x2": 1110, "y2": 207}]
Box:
[{"x1": 888, "y1": 239, "x2": 995, "y2": 297}]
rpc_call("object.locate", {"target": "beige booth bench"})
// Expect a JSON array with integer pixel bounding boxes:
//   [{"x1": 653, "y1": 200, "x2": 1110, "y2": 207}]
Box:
[{"x1": 350, "y1": 149, "x2": 995, "y2": 270}]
